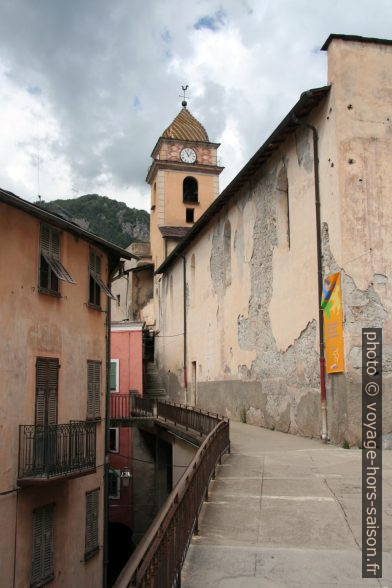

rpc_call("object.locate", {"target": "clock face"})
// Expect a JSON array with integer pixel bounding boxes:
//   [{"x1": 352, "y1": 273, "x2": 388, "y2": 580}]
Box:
[{"x1": 180, "y1": 148, "x2": 197, "y2": 164}]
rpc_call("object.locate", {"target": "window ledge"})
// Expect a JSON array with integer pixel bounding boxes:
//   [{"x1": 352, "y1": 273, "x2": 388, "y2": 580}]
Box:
[
  {"x1": 84, "y1": 545, "x2": 99, "y2": 561},
  {"x1": 84, "y1": 546, "x2": 99, "y2": 562},
  {"x1": 86, "y1": 416, "x2": 101, "y2": 423},
  {"x1": 31, "y1": 572, "x2": 54, "y2": 587},
  {"x1": 87, "y1": 302, "x2": 102, "y2": 311},
  {"x1": 38, "y1": 287, "x2": 61, "y2": 298}
]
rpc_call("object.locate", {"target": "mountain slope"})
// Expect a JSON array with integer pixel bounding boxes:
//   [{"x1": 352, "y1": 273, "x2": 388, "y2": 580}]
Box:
[{"x1": 36, "y1": 194, "x2": 149, "y2": 248}]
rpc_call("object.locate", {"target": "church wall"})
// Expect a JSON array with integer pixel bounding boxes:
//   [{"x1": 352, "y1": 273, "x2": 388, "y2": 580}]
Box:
[
  {"x1": 155, "y1": 39, "x2": 392, "y2": 445},
  {"x1": 156, "y1": 125, "x2": 324, "y2": 437}
]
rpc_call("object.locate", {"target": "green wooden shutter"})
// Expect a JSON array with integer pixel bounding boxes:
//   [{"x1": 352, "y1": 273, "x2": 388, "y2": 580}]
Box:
[
  {"x1": 110, "y1": 361, "x2": 117, "y2": 391},
  {"x1": 31, "y1": 505, "x2": 53, "y2": 585}
]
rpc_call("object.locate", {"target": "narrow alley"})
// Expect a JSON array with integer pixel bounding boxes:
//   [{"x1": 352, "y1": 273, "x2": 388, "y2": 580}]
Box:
[{"x1": 182, "y1": 422, "x2": 392, "y2": 587}]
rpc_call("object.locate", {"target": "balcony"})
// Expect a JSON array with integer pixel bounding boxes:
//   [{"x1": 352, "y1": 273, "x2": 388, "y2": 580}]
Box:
[
  {"x1": 110, "y1": 393, "x2": 155, "y2": 426},
  {"x1": 18, "y1": 421, "x2": 96, "y2": 485}
]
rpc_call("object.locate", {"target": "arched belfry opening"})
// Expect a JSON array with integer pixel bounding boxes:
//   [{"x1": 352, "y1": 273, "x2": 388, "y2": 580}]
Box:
[{"x1": 183, "y1": 177, "x2": 198, "y2": 203}]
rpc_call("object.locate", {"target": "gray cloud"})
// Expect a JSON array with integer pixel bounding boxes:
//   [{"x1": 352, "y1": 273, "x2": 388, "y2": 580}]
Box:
[{"x1": 0, "y1": 0, "x2": 392, "y2": 206}]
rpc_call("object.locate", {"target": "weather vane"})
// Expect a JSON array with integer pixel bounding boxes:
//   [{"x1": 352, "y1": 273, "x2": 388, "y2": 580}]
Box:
[{"x1": 180, "y1": 85, "x2": 189, "y2": 107}]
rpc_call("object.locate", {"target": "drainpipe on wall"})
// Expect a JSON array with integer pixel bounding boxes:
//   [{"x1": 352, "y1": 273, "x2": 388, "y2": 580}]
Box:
[
  {"x1": 292, "y1": 115, "x2": 328, "y2": 443},
  {"x1": 174, "y1": 253, "x2": 187, "y2": 403},
  {"x1": 103, "y1": 262, "x2": 116, "y2": 588}
]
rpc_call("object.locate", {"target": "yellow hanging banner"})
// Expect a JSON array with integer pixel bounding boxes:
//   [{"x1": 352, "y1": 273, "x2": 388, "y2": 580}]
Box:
[{"x1": 321, "y1": 272, "x2": 345, "y2": 374}]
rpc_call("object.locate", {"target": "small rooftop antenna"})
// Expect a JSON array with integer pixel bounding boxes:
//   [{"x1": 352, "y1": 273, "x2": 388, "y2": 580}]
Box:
[{"x1": 180, "y1": 85, "x2": 189, "y2": 108}]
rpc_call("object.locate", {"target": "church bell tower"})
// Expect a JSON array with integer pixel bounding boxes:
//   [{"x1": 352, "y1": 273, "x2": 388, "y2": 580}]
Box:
[{"x1": 146, "y1": 90, "x2": 223, "y2": 269}]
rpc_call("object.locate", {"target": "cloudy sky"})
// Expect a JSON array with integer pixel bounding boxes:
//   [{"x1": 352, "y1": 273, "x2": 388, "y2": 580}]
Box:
[{"x1": 0, "y1": 1, "x2": 391, "y2": 210}]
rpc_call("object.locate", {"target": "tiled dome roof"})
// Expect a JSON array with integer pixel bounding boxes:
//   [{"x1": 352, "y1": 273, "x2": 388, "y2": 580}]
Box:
[{"x1": 162, "y1": 107, "x2": 209, "y2": 142}]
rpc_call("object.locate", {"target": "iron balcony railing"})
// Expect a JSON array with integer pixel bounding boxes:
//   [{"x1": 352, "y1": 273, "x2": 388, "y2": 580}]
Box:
[
  {"x1": 110, "y1": 393, "x2": 155, "y2": 421},
  {"x1": 115, "y1": 403, "x2": 230, "y2": 588},
  {"x1": 18, "y1": 421, "x2": 96, "y2": 482}
]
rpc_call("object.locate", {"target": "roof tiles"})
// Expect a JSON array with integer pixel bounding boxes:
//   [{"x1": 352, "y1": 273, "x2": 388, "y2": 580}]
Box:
[{"x1": 162, "y1": 107, "x2": 209, "y2": 143}]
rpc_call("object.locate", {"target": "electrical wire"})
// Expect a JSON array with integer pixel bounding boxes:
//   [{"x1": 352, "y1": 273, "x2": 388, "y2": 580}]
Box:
[
  {"x1": 154, "y1": 333, "x2": 184, "y2": 338},
  {"x1": 110, "y1": 450, "x2": 190, "y2": 468}
]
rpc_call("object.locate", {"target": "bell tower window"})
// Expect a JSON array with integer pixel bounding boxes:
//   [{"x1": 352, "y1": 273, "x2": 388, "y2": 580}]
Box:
[
  {"x1": 186, "y1": 208, "x2": 195, "y2": 223},
  {"x1": 183, "y1": 177, "x2": 198, "y2": 203}
]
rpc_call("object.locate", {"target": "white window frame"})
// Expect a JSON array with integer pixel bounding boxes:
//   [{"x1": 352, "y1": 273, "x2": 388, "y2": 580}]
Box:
[
  {"x1": 109, "y1": 427, "x2": 119, "y2": 453},
  {"x1": 110, "y1": 359, "x2": 120, "y2": 393}
]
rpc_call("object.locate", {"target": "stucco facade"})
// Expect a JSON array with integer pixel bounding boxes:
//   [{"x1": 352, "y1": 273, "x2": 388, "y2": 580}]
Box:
[
  {"x1": 0, "y1": 191, "x2": 130, "y2": 587},
  {"x1": 153, "y1": 35, "x2": 392, "y2": 446}
]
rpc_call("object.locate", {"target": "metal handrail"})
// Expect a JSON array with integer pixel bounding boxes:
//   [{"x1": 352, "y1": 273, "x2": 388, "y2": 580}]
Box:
[
  {"x1": 115, "y1": 404, "x2": 230, "y2": 587},
  {"x1": 157, "y1": 400, "x2": 222, "y2": 436}
]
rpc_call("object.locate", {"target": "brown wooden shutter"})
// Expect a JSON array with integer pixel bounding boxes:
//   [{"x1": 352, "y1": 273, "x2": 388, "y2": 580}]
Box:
[
  {"x1": 94, "y1": 363, "x2": 101, "y2": 418},
  {"x1": 31, "y1": 505, "x2": 53, "y2": 585},
  {"x1": 35, "y1": 358, "x2": 59, "y2": 427},
  {"x1": 85, "y1": 490, "x2": 99, "y2": 555},
  {"x1": 35, "y1": 360, "x2": 47, "y2": 427},
  {"x1": 42, "y1": 506, "x2": 54, "y2": 579},
  {"x1": 87, "y1": 362, "x2": 100, "y2": 419},
  {"x1": 31, "y1": 507, "x2": 44, "y2": 583},
  {"x1": 89, "y1": 250, "x2": 116, "y2": 300},
  {"x1": 40, "y1": 225, "x2": 76, "y2": 285},
  {"x1": 87, "y1": 362, "x2": 94, "y2": 419},
  {"x1": 50, "y1": 229, "x2": 60, "y2": 259},
  {"x1": 40, "y1": 225, "x2": 51, "y2": 256},
  {"x1": 47, "y1": 360, "x2": 58, "y2": 426}
]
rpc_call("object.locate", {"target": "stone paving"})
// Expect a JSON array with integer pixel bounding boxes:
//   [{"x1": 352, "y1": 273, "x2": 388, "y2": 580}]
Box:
[{"x1": 182, "y1": 421, "x2": 392, "y2": 588}]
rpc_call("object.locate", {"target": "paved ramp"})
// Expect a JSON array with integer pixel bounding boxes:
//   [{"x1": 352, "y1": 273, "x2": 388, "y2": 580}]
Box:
[{"x1": 182, "y1": 421, "x2": 392, "y2": 587}]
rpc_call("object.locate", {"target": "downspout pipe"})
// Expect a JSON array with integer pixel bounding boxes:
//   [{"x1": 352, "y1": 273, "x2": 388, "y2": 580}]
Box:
[
  {"x1": 174, "y1": 253, "x2": 187, "y2": 403},
  {"x1": 103, "y1": 261, "x2": 116, "y2": 588},
  {"x1": 292, "y1": 115, "x2": 328, "y2": 443}
]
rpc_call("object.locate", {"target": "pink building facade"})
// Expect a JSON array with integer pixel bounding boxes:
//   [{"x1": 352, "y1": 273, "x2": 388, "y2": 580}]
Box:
[
  {"x1": 0, "y1": 188, "x2": 131, "y2": 588},
  {"x1": 109, "y1": 322, "x2": 143, "y2": 532}
]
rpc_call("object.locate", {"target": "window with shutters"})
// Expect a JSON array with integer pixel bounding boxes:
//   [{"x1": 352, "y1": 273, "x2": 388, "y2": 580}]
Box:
[
  {"x1": 110, "y1": 359, "x2": 119, "y2": 392},
  {"x1": 89, "y1": 250, "x2": 116, "y2": 307},
  {"x1": 85, "y1": 489, "x2": 99, "y2": 560},
  {"x1": 31, "y1": 504, "x2": 54, "y2": 587},
  {"x1": 35, "y1": 358, "x2": 59, "y2": 428},
  {"x1": 87, "y1": 361, "x2": 101, "y2": 420},
  {"x1": 39, "y1": 224, "x2": 75, "y2": 295}
]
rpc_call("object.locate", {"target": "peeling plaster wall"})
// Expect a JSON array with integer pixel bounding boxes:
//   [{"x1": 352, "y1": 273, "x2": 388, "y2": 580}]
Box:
[
  {"x1": 154, "y1": 39, "x2": 392, "y2": 445},
  {"x1": 321, "y1": 39, "x2": 392, "y2": 445},
  {"x1": 156, "y1": 140, "x2": 322, "y2": 439}
]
